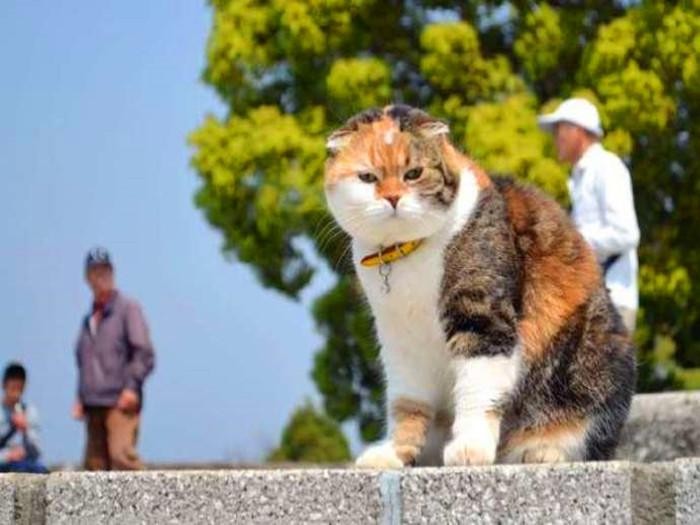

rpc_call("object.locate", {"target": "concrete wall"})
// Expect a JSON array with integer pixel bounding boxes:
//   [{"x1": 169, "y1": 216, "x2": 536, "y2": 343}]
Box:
[
  {"x1": 0, "y1": 460, "x2": 698, "y2": 524},
  {"x1": 617, "y1": 392, "x2": 700, "y2": 462}
]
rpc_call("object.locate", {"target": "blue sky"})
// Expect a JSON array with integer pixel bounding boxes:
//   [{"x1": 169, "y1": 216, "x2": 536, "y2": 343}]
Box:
[{"x1": 0, "y1": 1, "x2": 336, "y2": 464}]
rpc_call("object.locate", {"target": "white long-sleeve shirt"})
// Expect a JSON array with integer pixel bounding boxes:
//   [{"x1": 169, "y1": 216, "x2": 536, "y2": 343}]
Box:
[{"x1": 568, "y1": 143, "x2": 640, "y2": 310}]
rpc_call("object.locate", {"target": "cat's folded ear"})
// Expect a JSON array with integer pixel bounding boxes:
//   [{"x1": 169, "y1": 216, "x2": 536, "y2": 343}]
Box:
[
  {"x1": 410, "y1": 113, "x2": 450, "y2": 139},
  {"x1": 326, "y1": 128, "x2": 353, "y2": 156},
  {"x1": 386, "y1": 105, "x2": 450, "y2": 139},
  {"x1": 326, "y1": 107, "x2": 384, "y2": 156},
  {"x1": 416, "y1": 120, "x2": 450, "y2": 138}
]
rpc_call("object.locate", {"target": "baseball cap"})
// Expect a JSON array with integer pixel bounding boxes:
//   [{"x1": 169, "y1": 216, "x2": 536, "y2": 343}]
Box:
[
  {"x1": 85, "y1": 247, "x2": 113, "y2": 271},
  {"x1": 537, "y1": 98, "x2": 603, "y2": 137}
]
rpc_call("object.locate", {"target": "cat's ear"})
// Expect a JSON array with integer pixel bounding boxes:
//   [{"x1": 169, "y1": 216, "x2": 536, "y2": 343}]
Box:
[
  {"x1": 326, "y1": 128, "x2": 354, "y2": 155},
  {"x1": 408, "y1": 109, "x2": 450, "y2": 139},
  {"x1": 386, "y1": 105, "x2": 450, "y2": 139},
  {"x1": 327, "y1": 108, "x2": 384, "y2": 155},
  {"x1": 414, "y1": 117, "x2": 450, "y2": 139}
]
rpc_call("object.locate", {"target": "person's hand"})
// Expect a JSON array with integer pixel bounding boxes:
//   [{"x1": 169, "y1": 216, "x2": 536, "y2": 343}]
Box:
[
  {"x1": 11, "y1": 412, "x2": 28, "y2": 432},
  {"x1": 72, "y1": 400, "x2": 84, "y2": 420},
  {"x1": 116, "y1": 389, "x2": 140, "y2": 413},
  {"x1": 6, "y1": 446, "x2": 26, "y2": 462}
]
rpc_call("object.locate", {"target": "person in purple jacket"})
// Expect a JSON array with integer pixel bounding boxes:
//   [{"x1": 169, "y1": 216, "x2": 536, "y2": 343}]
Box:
[{"x1": 73, "y1": 247, "x2": 155, "y2": 470}]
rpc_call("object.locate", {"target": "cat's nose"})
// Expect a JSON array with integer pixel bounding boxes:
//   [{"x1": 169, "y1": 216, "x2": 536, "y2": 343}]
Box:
[{"x1": 385, "y1": 196, "x2": 400, "y2": 209}]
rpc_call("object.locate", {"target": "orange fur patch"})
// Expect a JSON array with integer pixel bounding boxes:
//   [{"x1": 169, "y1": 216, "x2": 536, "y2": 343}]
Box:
[
  {"x1": 500, "y1": 417, "x2": 588, "y2": 459},
  {"x1": 376, "y1": 174, "x2": 407, "y2": 202},
  {"x1": 391, "y1": 398, "x2": 433, "y2": 465},
  {"x1": 439, "y1": 138, "x2": 491, "y2": 189},
  {"x1": 501, "y1": 185, "x2": 601, "y2": 360}
]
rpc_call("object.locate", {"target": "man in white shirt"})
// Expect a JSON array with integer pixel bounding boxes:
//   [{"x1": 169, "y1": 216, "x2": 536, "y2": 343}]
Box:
[{"x1": 538, "y1": 98, "x2": 640, "y2": 333}]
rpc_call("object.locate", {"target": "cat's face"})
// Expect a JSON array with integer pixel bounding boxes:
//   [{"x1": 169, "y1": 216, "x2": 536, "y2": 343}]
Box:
[{"x1": 324, "y1": 106, "x2": 459, "y2": 247}]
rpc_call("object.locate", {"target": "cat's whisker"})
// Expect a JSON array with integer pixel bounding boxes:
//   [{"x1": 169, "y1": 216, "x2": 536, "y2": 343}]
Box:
[
  {"x1": 314, "y1": 222, "x2": 341, "y2": 249},
  {"x1": 315, "y1": 212, "x2": 363, "y2": 242},
  {"x1": 316, "y1": 226, "x2": 352, "y2": 254},
  {"x1": 332, "y1": 239, "x2": 354, "y2": 272}
]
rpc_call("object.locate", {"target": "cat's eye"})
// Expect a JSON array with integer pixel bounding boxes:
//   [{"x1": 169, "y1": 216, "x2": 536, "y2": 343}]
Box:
[
  {"x1": 404, "y1": 167, "x2": 423, "y2": 181},
  {"x1": 358, "y1": 172, "x2": 378, "y2": 183}
]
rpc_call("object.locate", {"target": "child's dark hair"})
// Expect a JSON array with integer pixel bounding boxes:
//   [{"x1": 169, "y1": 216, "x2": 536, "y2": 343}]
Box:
[{"x1": 3, "y1": 362, "x2": 26, "y2": 385}]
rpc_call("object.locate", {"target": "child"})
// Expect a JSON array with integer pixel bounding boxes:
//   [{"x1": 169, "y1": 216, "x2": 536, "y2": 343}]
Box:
[{"x1": 0, "y1": 362, "x2": 47, "y2": 473}]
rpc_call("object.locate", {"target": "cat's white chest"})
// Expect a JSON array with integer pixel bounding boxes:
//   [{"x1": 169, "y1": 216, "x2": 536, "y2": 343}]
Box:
[
  {"x1": 354, "y1": 236, "x2": 454, "y2": 405},
  {"x1": 355, "y1": 240, "x2": 445, "y2": 340}
]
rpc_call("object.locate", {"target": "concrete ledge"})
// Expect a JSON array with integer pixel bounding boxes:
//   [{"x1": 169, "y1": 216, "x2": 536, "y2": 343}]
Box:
[
  {"x1": 0, "y1": 460, "x2": 697, "y2": 524},
  {"x1": 631, "y1": 462, "x2": 675, "y2": 525},
  {"x1": 0, "y1": 479, "x2": 13, "y2": 525},
  {"x1": 618, "y1": 392, "x2": 700, "y2": 462},
  {"x1": 44, "y1": 470, "x2": 383, "y2": 525},
  {"x1": 676, "y1": 458, "x2": 700, "y2": 525},
  {"x1": 0, "y1": 475, "x2": 45, "y2": 525},
  {"x1": 401, "y1": 462, "x2": 633, "y2": 524}
]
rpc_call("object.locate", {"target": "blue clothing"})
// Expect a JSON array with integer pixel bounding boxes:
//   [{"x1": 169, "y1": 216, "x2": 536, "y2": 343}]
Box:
[
  {"x1": 0, "y1": 459, "x2": 47, "y2": 473},
  {"x1": 0, "y1": 402, "x2": 43, "y2": 467}
]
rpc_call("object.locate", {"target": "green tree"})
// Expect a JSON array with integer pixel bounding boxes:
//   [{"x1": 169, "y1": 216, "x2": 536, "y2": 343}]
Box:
[
  {"x1": 268, "y1": 403, "x2": 351, "y2": 463},
  {"x1": 191, "y1": 0, "x2": 700, "y2": 443}
]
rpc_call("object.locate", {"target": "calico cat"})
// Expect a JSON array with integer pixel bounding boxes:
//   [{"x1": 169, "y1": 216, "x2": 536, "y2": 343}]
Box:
[{"x1": 324, "y1": 105, "x2": 636, "y2": 467}]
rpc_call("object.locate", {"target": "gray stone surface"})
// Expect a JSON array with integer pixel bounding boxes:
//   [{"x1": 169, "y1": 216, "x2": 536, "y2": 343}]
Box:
[
  {"x1": 45, "y1": 469, "x2": 383, "y2": 524},
  {"x1": 13, "y1": 475, "x2": 45, "y2": 525},
  {"x1": 0, "y1": 477, "x2": 15, "y2": 525},
  {"x1": 618, "y1": 392, "x2": 700, "y2": 462},
  {"x1": 1, "y1": 458, "x2": 699, "y2": 524},
  {"x1": 400, "y1": 462, "x2": 634, "y2": 524},
  {"x1": 631, "y1": 462, "x2": 675, "y2": 525},
  {"x1": 0, "y1": 475, "x2": 45, "y2": 525},
  {"x1": 675, "y1": 458, "x2": 700, "y2": 525}
]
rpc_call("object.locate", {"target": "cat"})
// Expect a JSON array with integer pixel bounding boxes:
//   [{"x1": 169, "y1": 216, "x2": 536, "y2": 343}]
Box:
[{"x1": 323, "y1": 105, "x2": 636, "y2": 467}]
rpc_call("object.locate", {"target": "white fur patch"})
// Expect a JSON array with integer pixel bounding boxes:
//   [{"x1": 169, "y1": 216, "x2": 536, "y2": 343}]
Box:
[
  {"x1": 451, "y1": 353, "x2": 521, "y2": 423},
  {"x1": 443, "y1": 423, "x2": 496, "y2": 466},
  {"x1": 383, "y1": 131, "x2": 395, "y2": 145},
  {"x1": 355, "y1": 441, "x2": 403, "y2": 469},
  {"x1": 444, "y1": 353, "x2": 521, "y2": 466}
]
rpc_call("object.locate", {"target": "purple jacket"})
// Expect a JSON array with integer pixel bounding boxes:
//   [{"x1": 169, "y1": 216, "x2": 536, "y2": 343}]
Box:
[{"x1": 75, "y1": 291, "x2": 155, "y2": 407}]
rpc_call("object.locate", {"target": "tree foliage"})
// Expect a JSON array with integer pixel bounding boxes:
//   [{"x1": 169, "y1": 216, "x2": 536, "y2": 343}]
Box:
[
  {"x1": 267, "y1": 403, "x2": 351, "y2": 463},
  {"x1": 191, "y1": 0, "x2": 700, "y2": 443}
]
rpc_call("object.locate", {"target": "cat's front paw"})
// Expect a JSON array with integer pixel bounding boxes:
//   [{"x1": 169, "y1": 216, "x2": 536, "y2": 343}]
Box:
[
  {"x1": 355, "y1": 442, "x2": 404, "y2": 469},
  {"x1": 443, "y1": 433, "x2": 497, "y2": 466}
]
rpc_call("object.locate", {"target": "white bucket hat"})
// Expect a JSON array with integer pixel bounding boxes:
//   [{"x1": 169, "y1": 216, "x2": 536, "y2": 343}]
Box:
[{"x1": 537, "y1": 98, "x2": 603, "y2": 137}]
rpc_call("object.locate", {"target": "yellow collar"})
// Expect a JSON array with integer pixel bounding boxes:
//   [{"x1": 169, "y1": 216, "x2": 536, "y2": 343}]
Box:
[{"x1": 360, "y1": 239, "x2": 424, "y2": 268}]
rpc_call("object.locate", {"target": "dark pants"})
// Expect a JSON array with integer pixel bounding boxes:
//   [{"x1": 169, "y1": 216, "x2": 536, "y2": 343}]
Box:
[
  {"x1": 84, "y1": 406, "x2": 143, "y2": 471},
  {"x1": 0, "y1": 459, "x2": 48, "y2": 474}
]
